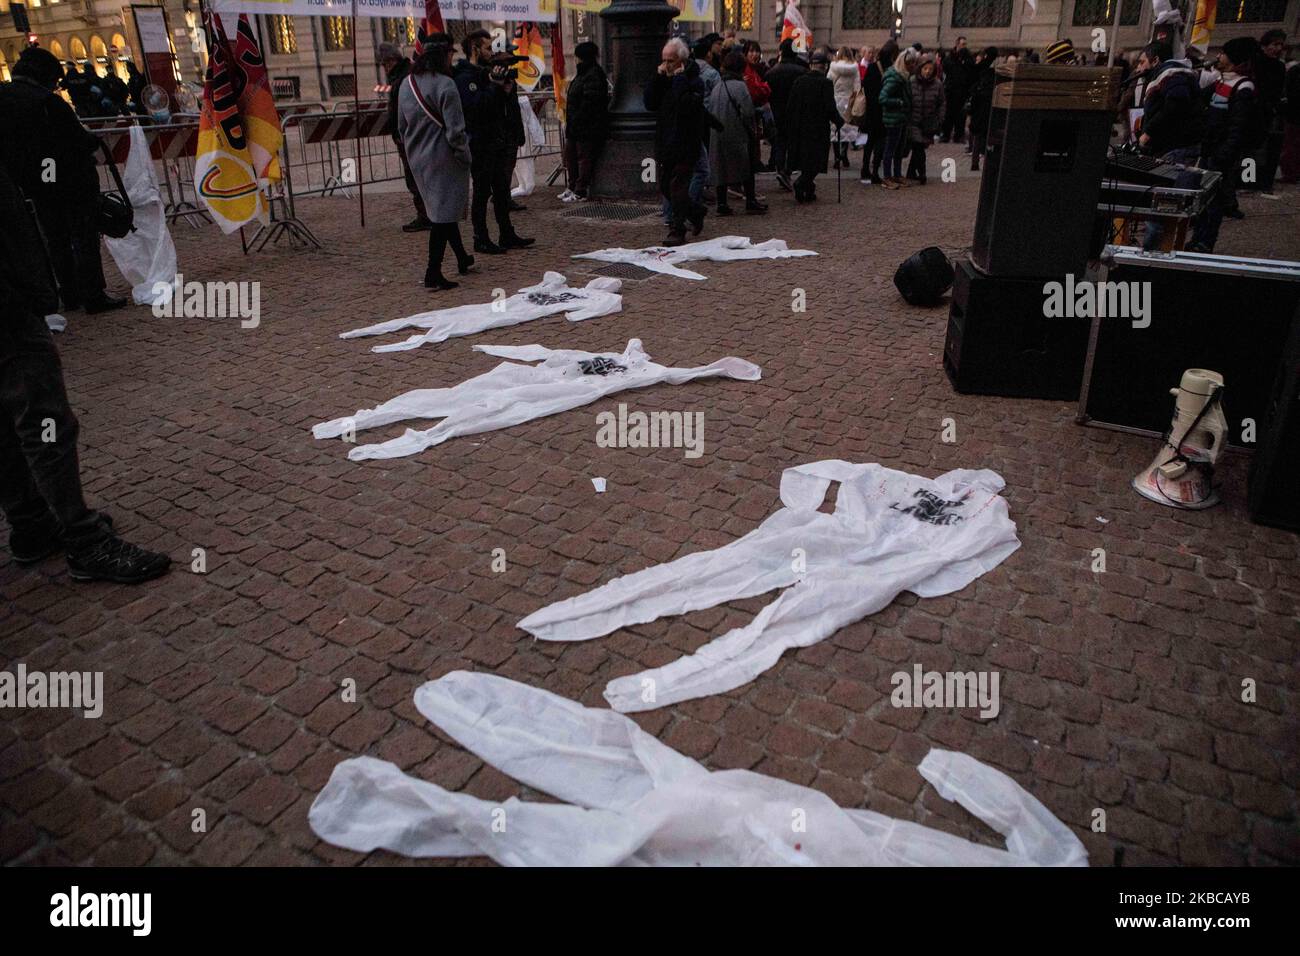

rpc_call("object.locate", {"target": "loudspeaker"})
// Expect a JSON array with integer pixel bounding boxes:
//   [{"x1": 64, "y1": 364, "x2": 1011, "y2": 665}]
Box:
[
  {"x1": 1080, "y1": 247, "x2": 1300, "y2": 448},
  {"x1": 972, "y1": 65, "x2": 1119, "y2": 278},
  {"x1": 1249, "y1": 301, "x2": 1300, "y2": 531},
  {"x1": 943, "y1": 257, "x2": 1089, "y2": 400},
  {"x1": 895, "y1": 247, "x2": 954, "y2": 305}
]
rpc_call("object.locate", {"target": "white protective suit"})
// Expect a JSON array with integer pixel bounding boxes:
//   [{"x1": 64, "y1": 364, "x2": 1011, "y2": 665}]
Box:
[
  {"x1": 313, "y1": 338, "x2": 761, "y2": 461},
  {"x1": 103, "y1": 126, "x2": 179, "y2": 307},
  {"x1": 511, "y1": 94, "x2": 547, "y2": 198},
  {"x1": 520, "y1": 460, "x2": 1022, "y2": 712},
  {"x1": 308, "y1": 671, "x2": 1089, "y2": 867},
  {"x1": 573, "y1": 235, "x2": 817, "y2": 281},
  {"x1": 338, "y1": 272, "x2": 623, "y2": 353}
]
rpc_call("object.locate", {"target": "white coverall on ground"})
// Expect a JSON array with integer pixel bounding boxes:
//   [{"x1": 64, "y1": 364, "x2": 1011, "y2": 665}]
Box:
[
  {"x1": 312, "y1": 338, "x2": 760, "y2": 461},
  {"x1": 338, "y1": 272, "x2": 623, "y2": 353},
  {"x1": 103, "y1": 126, "x2": 178, "y2": 307},
  {"x1": 572, "y1": 236, "x2": 817, "y2": 280},
  {"x1": 519, "y1": 460, "x2": 1021, "y2": 712},
  {"x1": 308, "y1": 671, "x2": 1088, "y2": 866}
]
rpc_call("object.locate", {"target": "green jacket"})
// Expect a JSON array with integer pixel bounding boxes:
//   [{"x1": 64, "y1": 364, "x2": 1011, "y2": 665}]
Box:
[{"x1": 879, "y1": 67, "x2": 912, "y2": 128}]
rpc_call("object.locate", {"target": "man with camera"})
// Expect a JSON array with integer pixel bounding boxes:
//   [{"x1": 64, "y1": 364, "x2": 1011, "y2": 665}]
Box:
[{"x1": 454, "y1": 30, "x2": 534, "y2": 255}]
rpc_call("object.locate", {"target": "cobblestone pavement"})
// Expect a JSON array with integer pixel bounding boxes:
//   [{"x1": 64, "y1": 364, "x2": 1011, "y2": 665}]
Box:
[{"x1": 2, "y1": 144, "x2": 1297, "y2": 866}]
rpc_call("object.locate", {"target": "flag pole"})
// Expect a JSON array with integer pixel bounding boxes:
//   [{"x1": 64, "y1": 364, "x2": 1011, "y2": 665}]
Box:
[
  {"x1": 1107, "y1": 0, "x2": 1123, "y2": 68},
  {"x1": 352, "y1": 0, "x2": 366, "y2": 227}
]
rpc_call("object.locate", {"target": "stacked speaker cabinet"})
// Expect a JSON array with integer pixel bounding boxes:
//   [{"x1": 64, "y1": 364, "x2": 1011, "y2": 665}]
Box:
[
  {"x1": 945, "y1": 64, "x2": 1121, "y2": 400},
  {"x1": 1248, "y1": 299, "x2": 1300, "y2": 532}
]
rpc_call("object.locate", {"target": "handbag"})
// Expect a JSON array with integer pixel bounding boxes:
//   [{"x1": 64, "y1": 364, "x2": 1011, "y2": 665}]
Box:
[
  {"x1": 848, "y1": 87, "x2": 868, "y2": 124},
  {"x1": 96, "y1": 140, "x2": 135, "y2": 239}
]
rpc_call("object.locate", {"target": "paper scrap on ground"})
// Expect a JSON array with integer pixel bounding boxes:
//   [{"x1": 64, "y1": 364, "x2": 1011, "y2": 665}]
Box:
[
  {"x1": 592, "y1": 477, "x2": 607, "y2": 493},
  {"x1": 313, "y1": 338, "x2": 760, "y2": 461},
  {"x1": 308, "y1": 671, "x2": 1088, "y2": 867},
  {"x1": 573, "y1": 235, "x2": 817, "y2": 281},
  {"x1": 103, "y1": 126, "x2": 179, "y2": 307},
  {"x1": 339, "y1": 272, "x2": 623, "y2": 353},
  {"x1": 44, "y1": 314, "x2": 67, "y2": 333},
  {"x1": 520, "y1": 460, "x2": 1021, "y2": 712}
]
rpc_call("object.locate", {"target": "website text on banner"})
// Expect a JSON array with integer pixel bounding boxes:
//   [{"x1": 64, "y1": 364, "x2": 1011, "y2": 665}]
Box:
[{"x1": 205, "y1": 0, "x2": 560, "y2": 20}]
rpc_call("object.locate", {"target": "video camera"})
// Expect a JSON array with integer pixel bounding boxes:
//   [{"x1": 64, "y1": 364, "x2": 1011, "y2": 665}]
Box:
[{"x1": 488, "y1": 52, "x2": 529, "y2": 83}]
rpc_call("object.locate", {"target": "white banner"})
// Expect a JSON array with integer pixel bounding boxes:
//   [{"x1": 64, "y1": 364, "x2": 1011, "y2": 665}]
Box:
[{"x1": 205, "y1": 0, "x2": 559, "y2": 21}]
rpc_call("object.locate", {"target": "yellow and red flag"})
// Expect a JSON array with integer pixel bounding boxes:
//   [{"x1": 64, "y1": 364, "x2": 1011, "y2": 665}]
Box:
[
  {"x1": 552, "y1": 16, "x2": 567, "y2": 123},
  {"x1": 414, "y1": 0, "x2": 446, "y2": 58},
  {"x1": 781, "y1": 0, "x2": 812, "y2": 55},
  {"x1": 195, "y1": 11, "x2": 282, "y2": 233},
  {"x1": 1190, "y1": 0, "x2": 1218, "y2": 53},
  {"x1": 513, "y1": 22, "x2": 547, "y2": 92}
]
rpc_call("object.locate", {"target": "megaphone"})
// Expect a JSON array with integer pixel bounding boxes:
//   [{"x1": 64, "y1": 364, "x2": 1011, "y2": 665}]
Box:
[{"x1": 1132, "y1": 369, "x2": 1226, "y2": 509}]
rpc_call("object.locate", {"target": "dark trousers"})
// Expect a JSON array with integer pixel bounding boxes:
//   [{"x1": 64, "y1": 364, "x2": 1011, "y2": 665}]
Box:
[
  {"x1": 861, "y1": 119, "x2": 886, "y2": 179},
  {"x1": 564, "y1": 136, "x2": 602, "y2": 196},
  {"x1": 940, "y1": 97, "x2": 966, "y2": 142},
  {"x1": 1191, "y1": 152, "x2": 1240, "y2": 251},
  {"x1": 396, "y1": 142, "x2": 429, "y2": 222},
  {"x1": 969, "y1": 130, "x2": 987, "y2": 169},
  {"x1": 794, "y1": 170, "x2": 819, "y2": 201},
  {"x1": 38, "y1": 202, "x2": 106, "y2": 309},
  {"x1": 470, "y1": 151, "x2": 515, "y2": 242},
  {"x1": 1254, "y1": 123, "x2": 1284, "y2": 192},
  {"x1": 661, "y1": 159, "x2": 701, "y2": 234},
  {"x1": 0, "y1": 308, "x2": 106, "y2": 549},
  {"x1": 906, "y1": 142, "x2": 928, "y2": 181},
  {"x1": 881, "y1": 127, "x2": 905, "y2": 179},
  {"x1": 717, "y1": 177, "x2": 757, "y2": 210}
]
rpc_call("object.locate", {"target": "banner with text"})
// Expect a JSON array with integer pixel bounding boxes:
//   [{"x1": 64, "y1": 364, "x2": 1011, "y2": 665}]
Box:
[
  {"x1": 561, "y1": 0, "x2": 714, "y2": 20},
  {"x1": 206, "y1": 0, "x2": 559, "y2": 22}
]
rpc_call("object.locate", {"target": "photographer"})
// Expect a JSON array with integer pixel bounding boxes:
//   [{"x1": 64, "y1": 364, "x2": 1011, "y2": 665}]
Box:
[{"x1": 453, "y1": 30, "x2": 534, "y2": 255}]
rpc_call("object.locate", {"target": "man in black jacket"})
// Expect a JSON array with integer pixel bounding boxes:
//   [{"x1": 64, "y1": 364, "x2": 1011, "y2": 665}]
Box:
[
  {"x1": 1250, "y1": 29, "x2": 1287, "y2": 194},
  {"x1": 561, "y1": 41, "x2": 609, "y2": 201},
  {"x1": 454, "y1": 30, "x2": 533, "y2": 254},
  {"x1": 966, "y1": 47, "x2": 998, "y2": 172},
  {"x1": 380, "y1": 42, "x2": 431, "y2": 232},
  {"x1": 940, "y1": 39, "x2": 973, "y2": 143},
  {"x1": 782, "y1": 50, "x2": 842, "y2": 203},
  {"x1": 0, "y1": 162, "x2": 170, "y2": 583},
  {"x1": 645, "y1": 38, "x2": 721, "y2": 246},
  {"x1": 1136, "y1": 42, "x2": 1206, "y2": 162},
  {"x1": 0, "y1": 48, "x2": 125, "y2": 314},
  {"x1": 764, "y1": 38, "x2": 807, "y2": 188}
]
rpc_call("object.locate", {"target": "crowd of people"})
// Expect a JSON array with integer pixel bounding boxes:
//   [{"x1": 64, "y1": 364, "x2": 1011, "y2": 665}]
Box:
[{"x1": 59, "y1": 59, "x2": 149, "y2": 118}]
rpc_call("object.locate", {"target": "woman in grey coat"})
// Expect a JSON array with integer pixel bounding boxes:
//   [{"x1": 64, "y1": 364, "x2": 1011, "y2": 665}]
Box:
[
  {"x1": 397, "y1": 34, "x2": 473, "y2": 290},
  {"x1": 706, "y1": 52, "x2": 767, "y2": 215}
]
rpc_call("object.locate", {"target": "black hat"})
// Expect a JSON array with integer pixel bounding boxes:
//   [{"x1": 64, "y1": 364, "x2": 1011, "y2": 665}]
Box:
[
  {"x1": 575, "y1": 41, "x2": 599, "y2": 62},
  {"x1": 701, "y1": 32, "x2": 722, "y2": 46},
  {"x1": 13, "y1": 46, "x2": 65, "y2": 86},
  {"x1": 1222, "y1": 37, "x2": 1259, "y2": 66},
  {"x1": 809, "y1": 49, "x2": 830, "y2": 66}
]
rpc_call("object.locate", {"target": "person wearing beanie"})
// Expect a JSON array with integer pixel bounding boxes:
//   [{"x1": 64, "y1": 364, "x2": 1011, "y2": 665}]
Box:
[
  {"x1": 1189, "y1": 37, "x2": 1264, "y2": 250},
  {"x1": 559, "y1": 41, "x2": 609, "y2": 202},
  {"x1": 379, "y1": 41, "x2": 431, "y2": 232},
  {"x1": 966, "y1": 46, "x2": 998, "y2": 172},
  {"x1": 0, "y1": 47, "x2": 124, "y2": 314},
  {"x1": 1043, "y1": 39, "x2": 1075, "y2": 66},
  {"x1": 781, "y1": 48, "x2": 843, "y2": 202}
]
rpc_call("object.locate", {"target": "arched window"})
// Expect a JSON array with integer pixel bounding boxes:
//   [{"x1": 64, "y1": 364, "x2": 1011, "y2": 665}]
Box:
[
  {"x1": 50, "y1": 39, "x2": 66, "y2": 60},
  {"x1": 91, "y1": 36, "x2": 108, "y2": 58},
  {"x1": 70, "y1": 37, "x2": 88, "y2": 61},
  {"x1": 0, "y1": 49, "x2": 9, "y2": 84}
]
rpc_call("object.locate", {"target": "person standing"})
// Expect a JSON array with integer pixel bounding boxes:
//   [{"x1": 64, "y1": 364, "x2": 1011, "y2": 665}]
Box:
[
  {"x1": 1280, "y1": 58, "x2": 1300, "y2": 184},
  {"x1": 454, "y1": 30, "x2": 533, "y2": 255},
  {"x1": 559, "y1": 41, "x2": 609, "y2": 202},
  {"x1": 1251, "y1": 29, "x2": 1287, "y2": 195},
  {"x1": 708, "y1": 52, "x2": 766, "y2": 216},
  {"x1": 399, "y1": 33, "x2": 474, "y2": 290},
  {"x1": 0, "y1": 162, "x2": 171, "y2": 583},
  {"x1": 967, "y1": 47, "x2": 998, "y2": 172},
  {"x1": 941, "y1": 38, "x2": 973, "y2": 142},
  {"x1": 1135, "y1": 41, "x2": 1205, "y2": 163},
  {"x1": 742, "y1": 40, "x2": 772, "y2": 168},
  {"x1": 125, "y1": 60, "x2": 147, "y2": 116},
  {"x1": 878, "y1": 47, "x2": 916, "y2": 188},
  {"x1": 829, "y1": 46, "x2": 860, "y2": 168},
  {"x1": 859, "y1": 40, "x2": 894, "y2": 185},
  {"x1": 0, "y1": 47, "x2": 124, "y2": 314},
  {"x1": 782, "y1": 49, "x2": 843, "y2": 203},
  {"x1": 765, "y1": 38, "x2": 807, "y2": 189},
  {"x1": 645, "y1": 38, "x2": 719, "y2": 245},
  {"x1": 1190, "y1": 38, "x2": 1265, "y2": 250},
  {"x1": 906, "y1": 55, "x2": 944, "y2": 184},
  {"x1": 380, "y1": 42, "x2": 432, "y2": 232}
]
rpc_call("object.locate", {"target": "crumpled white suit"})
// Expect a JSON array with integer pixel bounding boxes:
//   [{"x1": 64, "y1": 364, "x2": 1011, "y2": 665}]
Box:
[
  {"x1": 338, "y1": 272, "x2": 623, "y2": 353},
  {"x1": 520, "y1": 461, "x2": 1021, "y2": 712},
  {"x1": 313, "y1": 338, "x2": 760, "y2": 461},
  {"x1": 511, "y1": 94, "x2": 547, "y2": 198},
  {"x1": 573, "y1": 235, "x2": 817, "y2": 281},
  {"x1": 103, "y1": 126, "x2": 178, "y2": 307},
  {"x1": 308, "y1": 671, "x2": 1088, "y2": 867}
]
